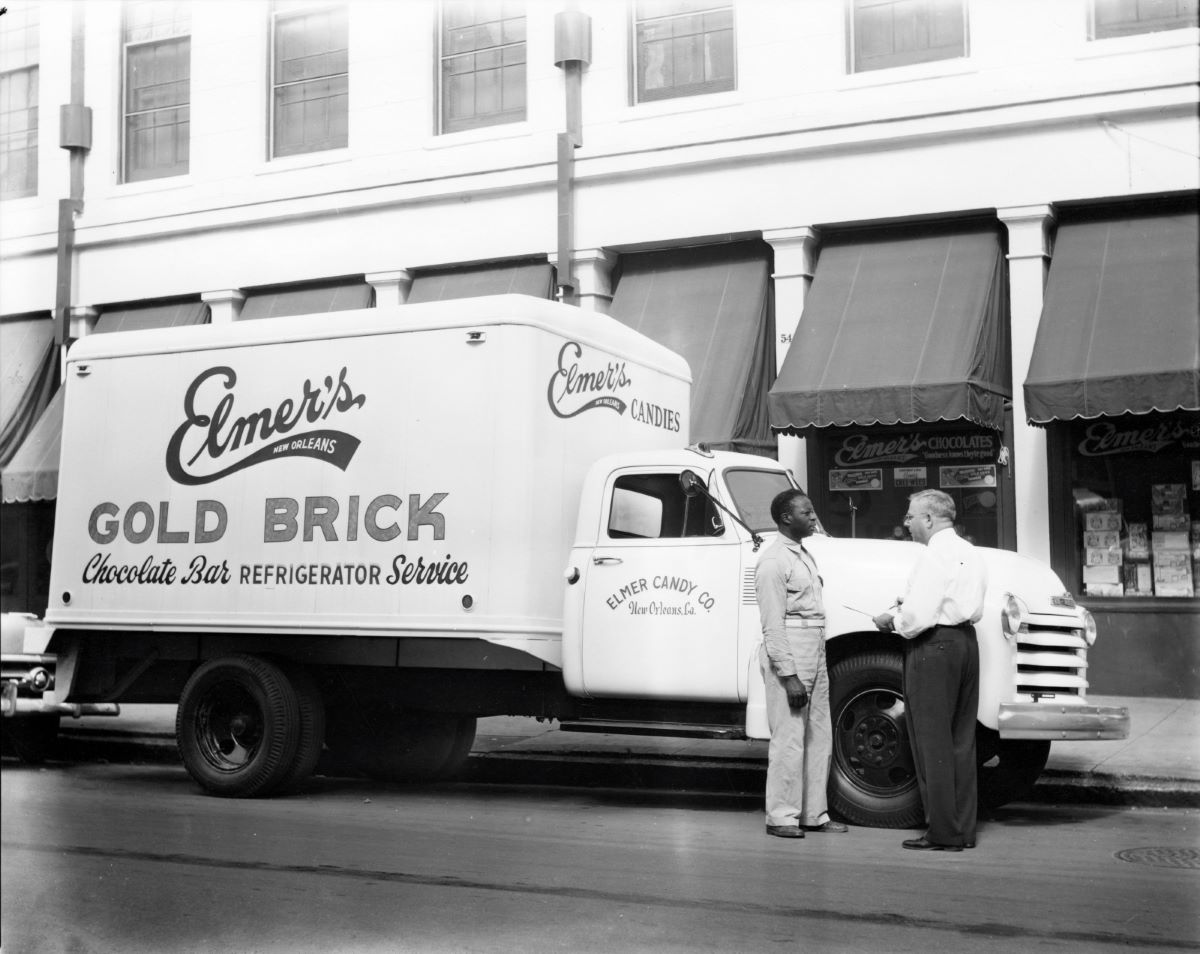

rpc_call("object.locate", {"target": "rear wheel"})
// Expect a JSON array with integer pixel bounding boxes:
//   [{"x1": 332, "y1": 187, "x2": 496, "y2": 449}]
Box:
[
  {"x1": 176, "y1": 655, "x2": 301, "y2": 798},
  {"x1": 828, "y1": 651, "x2": 923, "y2": 828},
  {"x1": 274, "y1": 663, "x2": 326, "y2": 795}
]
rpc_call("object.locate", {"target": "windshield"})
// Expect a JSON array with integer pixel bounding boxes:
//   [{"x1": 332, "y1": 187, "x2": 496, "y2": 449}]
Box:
[{"x1": 723, "y1": 468, "x2": 798, "y2": 533}]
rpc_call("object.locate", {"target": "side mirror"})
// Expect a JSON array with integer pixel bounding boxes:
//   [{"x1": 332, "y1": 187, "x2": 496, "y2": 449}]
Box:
[{"x1": 679, "y1": 469, "x2": 705, "y2": 498}]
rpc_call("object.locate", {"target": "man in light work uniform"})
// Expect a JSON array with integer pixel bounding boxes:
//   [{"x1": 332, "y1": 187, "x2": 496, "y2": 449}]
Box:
[
  {"x1": 756, "y1": 489, "x2": 847, "y2": 839},
  {"x1": 874, "y1": 489, "x2": 986, "y2": 852}
]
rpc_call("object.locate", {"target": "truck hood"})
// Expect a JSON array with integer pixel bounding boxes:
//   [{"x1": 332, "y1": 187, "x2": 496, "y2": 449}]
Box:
[{"x1": 796, "y1": 534, "x2": 1076, "y2": 621}]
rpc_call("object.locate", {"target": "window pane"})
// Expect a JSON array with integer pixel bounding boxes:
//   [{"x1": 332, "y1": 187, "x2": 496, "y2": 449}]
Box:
[
  {"x1": 440, "y1": 0, "x2": 526, "y2": 132},
  {"x1": 274, "y1": 76, "x2": 348, "y2": 156},
  {"x1": 852, "y1": 0, "x2": 966, "y2": 73},
  {"x1": 124, "y1": 1, "x2": 190, "y2": 44},
  {"x1": 1093, "y1": 0, "x2": 1198, "y2": 37},
  {"x1": 0, "y1": 3, "x2": 40, "y2": 71},
  {"x1": 275, "y1": 8, "x2": 349, "y2": 84},
  {"x1": 0, "y1": 66, "x2": 38, "y2": 199},
  {"x1": 126, "y1": 39, "x2": 190, "y2": 112},
  {"x1": 635, "y1": 1, "x2": 735, "y2": 102},
  {"x1": 125, "y1": 105, "x2": 189, "y2": 182}
]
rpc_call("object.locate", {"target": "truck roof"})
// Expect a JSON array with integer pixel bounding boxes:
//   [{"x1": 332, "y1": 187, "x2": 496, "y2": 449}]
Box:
[{"x1": 66, "y1": 294, "x2": 692, "y2": 384}]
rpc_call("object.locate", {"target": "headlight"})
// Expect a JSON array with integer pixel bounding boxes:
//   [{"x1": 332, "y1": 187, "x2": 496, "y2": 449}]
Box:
[
  {"x1": 1000, "y1": 594, "x2": 1024, "y2": 638},
  {"x1": 1080, "y1": 607, "x2": 1097, "y2": 646}
]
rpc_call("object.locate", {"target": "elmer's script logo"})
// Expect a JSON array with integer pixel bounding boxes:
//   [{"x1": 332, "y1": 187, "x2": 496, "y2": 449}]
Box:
[
  {"x1": 547, "y1": 341, "x2": 631, "y2": 418},
  {"x1": 1077, "y1": 420, "x2": 1200, "y2": 457},
  {"x1": 166, "y1": 366, "x2": 366, "y2": 485}
]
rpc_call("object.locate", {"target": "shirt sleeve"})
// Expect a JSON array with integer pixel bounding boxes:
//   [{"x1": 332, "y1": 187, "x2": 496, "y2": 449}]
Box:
[
  {"x1": 755, "y1": 553, "x2": 795, "y2": 677},
  {"x1": 894, "y1": 546, "x2": 950, "y2": 638}
]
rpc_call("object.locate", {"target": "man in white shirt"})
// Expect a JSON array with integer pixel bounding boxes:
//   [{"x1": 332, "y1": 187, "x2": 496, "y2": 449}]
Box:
[{"x1": 874, "y1": 489, "x2": 986, "y2": 851}]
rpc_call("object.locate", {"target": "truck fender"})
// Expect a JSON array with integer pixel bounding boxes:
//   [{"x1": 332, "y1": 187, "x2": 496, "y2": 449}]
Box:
[{"x1": 744, "y1": 645, "x2": 769, "y2": 740}]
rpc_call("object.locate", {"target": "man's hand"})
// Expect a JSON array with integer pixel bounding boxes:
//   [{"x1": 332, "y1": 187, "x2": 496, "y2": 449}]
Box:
[
  {"x1": 782, "y1": 674, "x2": 809, "y2": 709},
  {"x1": 874, "y1": 613, "x2": 895, "y2": 633}
]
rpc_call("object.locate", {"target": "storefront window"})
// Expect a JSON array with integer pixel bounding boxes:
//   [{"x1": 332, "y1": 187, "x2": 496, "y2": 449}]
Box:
[
  {"x1": 1068, "y1": 413, "x2": 1200, "y2": 599},
  {"x1": 814, "y1": 423, "x2": 1006, "y2": 548}
]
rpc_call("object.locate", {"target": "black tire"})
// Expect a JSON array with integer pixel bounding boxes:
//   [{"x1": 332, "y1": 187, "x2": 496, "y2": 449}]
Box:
[
  {"x1": 828, "y1": 651, "x2": 924, "y2": 829},
  {"x1": 326, "y1": 705, "x2": 474, "y2": 783},
  {"x1": 976, "y1": 727, "x2": 1050, "y2": 811},
  {"x1": 176, "y1": 655, "x2": 302, "y2": 798},
  {"x1": 3, "y1": 714, "x2": 60, "y2": 764},
  {"x1": 274, "y1": 663, "x2": 326, "y2": 795},
  {"x1": 433, "y1": 716, "x2": 477, "y2": 780}
]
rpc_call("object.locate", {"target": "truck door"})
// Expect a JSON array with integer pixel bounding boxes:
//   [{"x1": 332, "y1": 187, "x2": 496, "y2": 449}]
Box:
[{"x1": 578, "y1": 467, "x2": 742, "y2": 700}]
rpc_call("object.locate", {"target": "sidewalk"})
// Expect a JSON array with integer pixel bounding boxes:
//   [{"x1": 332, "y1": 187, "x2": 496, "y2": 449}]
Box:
[{"x1": 45, "y1": 695, "x2": 1200, "y2": 808}]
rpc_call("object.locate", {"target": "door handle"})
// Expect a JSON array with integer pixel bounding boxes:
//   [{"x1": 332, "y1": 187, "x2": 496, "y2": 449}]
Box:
[{"x1": 592, "y1": 556, "x2": 623, "y2": 565}]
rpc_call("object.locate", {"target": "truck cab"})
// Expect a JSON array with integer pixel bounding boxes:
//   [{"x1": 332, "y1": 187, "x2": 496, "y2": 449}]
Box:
[{"x1": 562, "y1": 445, "x2": 1129, "y2": 827}]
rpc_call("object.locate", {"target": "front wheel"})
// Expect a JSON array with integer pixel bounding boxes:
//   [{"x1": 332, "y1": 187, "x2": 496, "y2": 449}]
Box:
[
  {"x1": 176, "y1": 655, "x2": 302, "y2": 798},
  {"x1": 828, "y1": 651, "x2": 923, "y2": 828}
]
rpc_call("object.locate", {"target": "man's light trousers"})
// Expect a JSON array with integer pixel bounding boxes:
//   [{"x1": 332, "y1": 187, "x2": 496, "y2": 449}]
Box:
[{"x1": 760, "y1": 623, "x2": 832, "y2": 828}]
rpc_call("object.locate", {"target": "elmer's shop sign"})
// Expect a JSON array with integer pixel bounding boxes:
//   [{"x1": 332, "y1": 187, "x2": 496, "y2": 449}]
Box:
[{"x1": 827, "y1": 430, "x2": 998, "y2": 493}]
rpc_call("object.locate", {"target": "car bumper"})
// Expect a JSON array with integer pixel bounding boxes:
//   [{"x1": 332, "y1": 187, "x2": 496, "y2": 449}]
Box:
[
  {"x1": 998, "y1": 702, "x2": 1130, "y2": 741},
  {"x1": 1, "y1": 679, "x2": 120, "y2": 719}
]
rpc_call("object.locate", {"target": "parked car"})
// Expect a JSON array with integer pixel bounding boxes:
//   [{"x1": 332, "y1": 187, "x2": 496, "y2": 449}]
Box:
[{"x1": 1, "y1": 612, "x2": 118, "y2": 763}]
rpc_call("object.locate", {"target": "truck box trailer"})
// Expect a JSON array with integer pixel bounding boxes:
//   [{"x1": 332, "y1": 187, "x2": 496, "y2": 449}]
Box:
[{"x1": 33, "y1": 294, "x2": 1128, "y2": 824}]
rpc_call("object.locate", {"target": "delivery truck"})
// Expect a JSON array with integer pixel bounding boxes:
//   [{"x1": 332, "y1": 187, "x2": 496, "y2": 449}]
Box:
[{"x1": 29, "y1": 294, "x2": 1128, "y2": 826}]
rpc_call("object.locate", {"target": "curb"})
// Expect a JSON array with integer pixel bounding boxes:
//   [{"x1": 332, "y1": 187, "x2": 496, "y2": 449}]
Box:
[{"x1": 39, "y1": 730, "x2": 1200, "y2": 809}]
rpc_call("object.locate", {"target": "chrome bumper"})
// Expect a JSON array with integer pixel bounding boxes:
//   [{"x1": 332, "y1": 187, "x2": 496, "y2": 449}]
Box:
[
  {"x1": 998, "y1": 702, "x2": 1130, "y2": 741},
  {"x1": 1, "y1": 680, "x2": 120, "y2": 719}
]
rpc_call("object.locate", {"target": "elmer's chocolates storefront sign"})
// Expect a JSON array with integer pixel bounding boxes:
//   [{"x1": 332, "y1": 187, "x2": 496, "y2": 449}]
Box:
[{"x1": 818, "y1": 426, "x2": 1003, "y2": 546}]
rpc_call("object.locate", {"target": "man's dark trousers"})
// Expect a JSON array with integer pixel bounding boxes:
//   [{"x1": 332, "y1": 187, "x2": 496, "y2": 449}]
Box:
[{"x1": 904, "y1": 623, "x2": 979, "y2": 846}]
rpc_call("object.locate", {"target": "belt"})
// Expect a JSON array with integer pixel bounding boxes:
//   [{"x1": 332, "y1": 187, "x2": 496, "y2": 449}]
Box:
[{"x1": 785, "y1": 618, "x2": 825, "y2": 629}]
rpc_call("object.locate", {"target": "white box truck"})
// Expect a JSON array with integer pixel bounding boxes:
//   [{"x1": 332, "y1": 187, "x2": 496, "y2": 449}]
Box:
[{"x1": 35, "y1": 295, "x2": 1128, "y2": 825}]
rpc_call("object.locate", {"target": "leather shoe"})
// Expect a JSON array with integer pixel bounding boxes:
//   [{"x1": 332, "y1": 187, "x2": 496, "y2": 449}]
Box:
[
  {"x1": 802, "y1": 820, "x2": 849, "y2": 833},
  {"x1": 902, "y1": 836, "x2": 962, "y2": 852},
  {"x1": 766, "y1": 825, "x2": 804, "y2": 839}
]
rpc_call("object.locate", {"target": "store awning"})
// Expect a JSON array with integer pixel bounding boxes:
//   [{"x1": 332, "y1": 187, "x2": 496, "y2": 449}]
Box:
[
  {"x1": 2, "y1": 388, "x2": 63, "y2": 503},
  {"x1": 1, "y1": 302, "x2": 210, "y2": 503},
  {"x1": 406, "y1": 261, "x2": 554, "y2": 303},
  {"x1": 0, "y1": 314, "x2": 56, "y2": 467},
  {"x1": 1023, "y1": 211, "x2": 1200, "y2": 425},
  {"x1": 769, "y1": 228, "x2": 1011, "y2": 434},
  {"x1": 609, "y1": 242, "x2": 774, "y2": 451},
  {"x1": 93, "y1": 301, "x2": 210, "y2": 334},
  {"x1": 240, "y1": 281, "x2": 373, "y2": 321}
]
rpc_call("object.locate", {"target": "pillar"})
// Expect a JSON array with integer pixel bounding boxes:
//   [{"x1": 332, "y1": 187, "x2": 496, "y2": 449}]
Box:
[
  {"x1": 201, "y1": 289, "x2": 245, "y2": 324},
  {"x1": 67, "y1": 305, "x2": 98, "y2": 339},
  {"x1": 998, "y1": 204, "x2": 1056, "y2": 565},
  {"x1": 550, "y1": 249, "x2": 615, "y2": 313},
  {"x1": 763, "y1": 227, "x2": 820, "y2": 486},
  {"x1": 366, "y1": 270, "x2": 413, "y2": 308}
]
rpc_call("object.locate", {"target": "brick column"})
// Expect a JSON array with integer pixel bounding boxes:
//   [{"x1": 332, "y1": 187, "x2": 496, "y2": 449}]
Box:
[
  {"x1": 998, "y1": 205, "x2": 1056, "y2": 564},
  {"x1": 763, "y1": 227, "x2": 820, "y2": 485},
  {"x1": 201, "y1": 289, "x2": 246, "y2": 324},
  {"x1": 365, "y1": 270, "x2": 413, "y2": 308}
]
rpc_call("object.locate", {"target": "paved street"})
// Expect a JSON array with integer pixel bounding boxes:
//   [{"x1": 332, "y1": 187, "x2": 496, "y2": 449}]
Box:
[{"x1": 3, "y1": 760, "x2": 1198, "y2": 954}]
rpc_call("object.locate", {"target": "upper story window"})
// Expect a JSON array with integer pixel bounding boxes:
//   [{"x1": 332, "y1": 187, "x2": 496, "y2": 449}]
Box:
[
  {"x1": 0, "y1": 3, "x2": 39, "y2": 200},
  {"x1": 1090, "y1": 0, "x2": 1198, "y2": 38},
  {"x1": 439, "y1": 1, "x2": 526, "y2": 134},
  {"x1": 633, "y1": 0, "x2": 735, "y2": 103},
  {"x1": 271, "y1": 2, "x2": 349, "y2": 157},
  {"x1": 849, "y1": 0, "x2": 967, "y2": 73},
  {"x1": 123, "y1": 1, "x2": 190, "y2": 182}
]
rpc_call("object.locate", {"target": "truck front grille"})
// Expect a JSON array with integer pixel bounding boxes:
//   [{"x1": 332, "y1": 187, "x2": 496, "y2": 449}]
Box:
[{"x1": 1014, "y1": 618, "x2": 1088, "y2": 698}]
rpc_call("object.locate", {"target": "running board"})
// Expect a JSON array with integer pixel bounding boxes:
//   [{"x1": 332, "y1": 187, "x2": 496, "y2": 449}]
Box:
[{"x1": 558, "y1": 720, "x2": 746, "y2": 740}]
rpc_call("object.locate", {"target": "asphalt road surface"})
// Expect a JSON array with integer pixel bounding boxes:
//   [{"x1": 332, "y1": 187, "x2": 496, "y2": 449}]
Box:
[{"x1": 2, "y1": 761, "x2": 1198, "y2": 954}]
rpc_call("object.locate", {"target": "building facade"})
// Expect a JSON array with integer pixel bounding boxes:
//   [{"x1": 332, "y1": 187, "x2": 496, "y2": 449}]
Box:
[{"x1": 1, "y1": 0, "x2": 1197, "y2": 695}]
